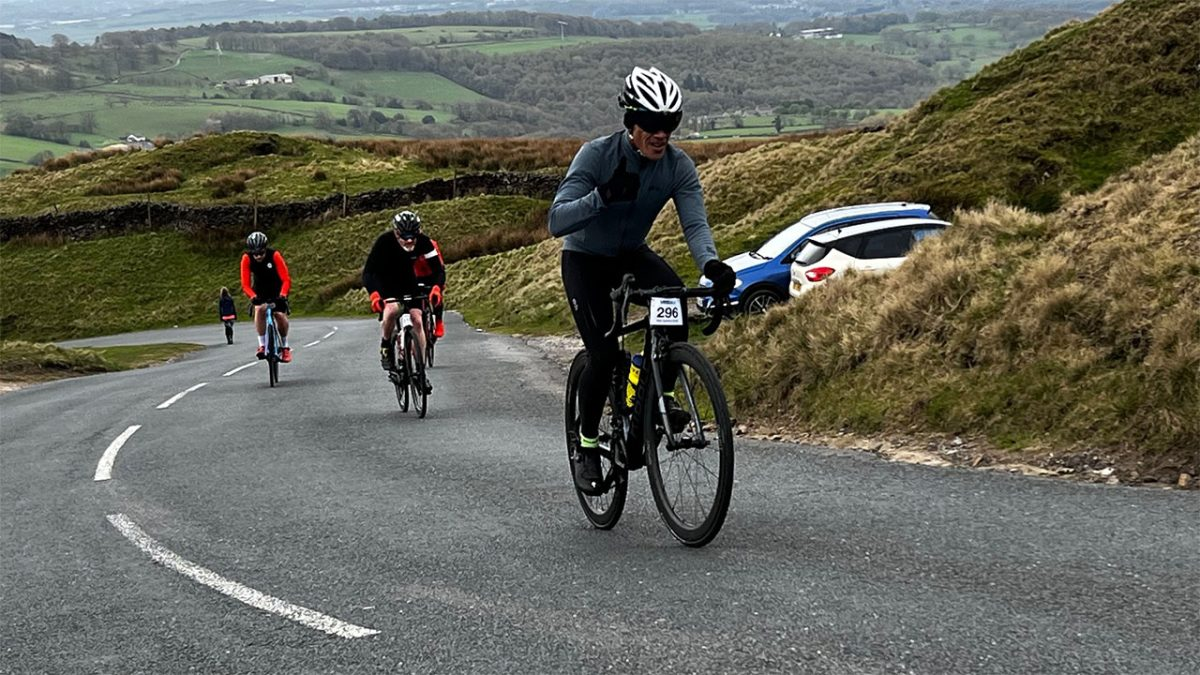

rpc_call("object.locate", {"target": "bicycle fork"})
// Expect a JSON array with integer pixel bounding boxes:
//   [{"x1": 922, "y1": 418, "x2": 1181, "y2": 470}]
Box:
[{"x1": 646, "y1": 331, "x2": 709, "y2": 452}]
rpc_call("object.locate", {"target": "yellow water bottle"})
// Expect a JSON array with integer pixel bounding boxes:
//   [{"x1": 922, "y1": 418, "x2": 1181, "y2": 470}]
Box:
[{"x1": 625, "y1": 354, "x2": 643, "y2": 408}]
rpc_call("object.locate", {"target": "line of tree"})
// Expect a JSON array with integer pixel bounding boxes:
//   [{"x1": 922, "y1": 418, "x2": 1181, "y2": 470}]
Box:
[
  {"x1": 97, "y1": 10, "x2": 699, "y2": 47},
  {"x1": 2, "y1": 111, "x2": 97, "y2": 144}
]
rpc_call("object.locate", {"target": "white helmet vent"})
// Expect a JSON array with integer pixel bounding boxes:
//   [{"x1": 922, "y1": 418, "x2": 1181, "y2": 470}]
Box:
[{"x1": 620, "y1": 66, "x2": 682, "y2": 113}]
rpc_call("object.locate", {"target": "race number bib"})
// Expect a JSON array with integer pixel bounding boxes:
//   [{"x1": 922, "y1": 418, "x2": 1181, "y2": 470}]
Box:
[{"x1": 649, "y1": 297, "x2": 683, "y2": 326}]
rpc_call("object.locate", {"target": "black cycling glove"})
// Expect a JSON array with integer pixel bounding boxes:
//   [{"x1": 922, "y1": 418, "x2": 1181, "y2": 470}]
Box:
[
  {"x1": 598, "y1": 157, "x2": 640, "y2": 205},
  {"x1": 704, "y1": 259, "x2": 737, "y2": 296}
]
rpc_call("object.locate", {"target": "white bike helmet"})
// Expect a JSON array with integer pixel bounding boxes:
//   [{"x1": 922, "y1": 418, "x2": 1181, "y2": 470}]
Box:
[{"x1": 618, "y1": 66, "x2": 682, "y2": 114}]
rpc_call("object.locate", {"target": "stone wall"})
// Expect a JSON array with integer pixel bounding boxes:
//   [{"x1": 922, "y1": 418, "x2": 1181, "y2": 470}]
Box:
[{"x1": 0, "y1": 172, "x2": 562, "y2": 242}]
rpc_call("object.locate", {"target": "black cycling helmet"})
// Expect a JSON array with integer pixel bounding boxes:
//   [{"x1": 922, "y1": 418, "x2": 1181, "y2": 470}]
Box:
[
  {"x1": 245, "y1": 231, "x2": 268, "y2": 253},
  {"x1": 392, "y1": 210, "x2": 421, "y2": 238}
]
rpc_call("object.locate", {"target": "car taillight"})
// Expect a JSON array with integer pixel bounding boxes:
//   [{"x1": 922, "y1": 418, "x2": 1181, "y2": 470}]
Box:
[{"x1": 805, "y1": 266, "x2": 836, "y2": 282}]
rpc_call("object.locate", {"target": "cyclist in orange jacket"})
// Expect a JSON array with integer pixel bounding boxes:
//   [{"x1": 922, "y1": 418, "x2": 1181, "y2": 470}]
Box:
[
  {"x1": 240, "y1": 231, "x2": 293, "y2": 363},
  {"x1": 415, "y1": 235, "x2": 447, "y2": 339}
]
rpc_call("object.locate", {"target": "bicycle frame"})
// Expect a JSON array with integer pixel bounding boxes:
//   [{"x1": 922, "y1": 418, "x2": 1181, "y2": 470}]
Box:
[
  {"x1": 264, "y1": 305, "x2": 282, "y2": 354},
  {"x1": 606, "y1": 274, "x2": 727, "y2": 460}
]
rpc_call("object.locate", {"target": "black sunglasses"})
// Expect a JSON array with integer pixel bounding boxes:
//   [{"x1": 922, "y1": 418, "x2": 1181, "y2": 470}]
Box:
[{"x1": 630, "y1": 110, "x2": 682, "y2": 134}]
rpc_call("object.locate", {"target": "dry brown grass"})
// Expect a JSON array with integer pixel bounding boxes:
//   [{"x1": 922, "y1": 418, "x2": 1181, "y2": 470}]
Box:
[
  {"x1": 708, "y1": 133, "x2": 1200, "y2": 464},
  {"x1": 41, "y1": 146, "x2": 135, "y2": 172},
  {"x1": 441, "y1": 204, "x2": 549, "y2": 263},
  {"x1": 207, "y1": 169, "x2": 260, "y2": 198},
  {"x1": 336, "y1": 136, "x2": 794, "y2": 172},
  {"x1": 85, "y1": 167, "x2": 183, "y2": 196}
]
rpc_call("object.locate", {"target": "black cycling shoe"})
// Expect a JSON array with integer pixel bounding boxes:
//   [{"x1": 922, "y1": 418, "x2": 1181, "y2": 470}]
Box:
[
  {"x1": 573, "y1": 448, "x2": 605, "y2": 496},
  {"x1": 664, "y1": 396, "x2": 693, "y2": 434},
  {"x1": 421, "y1": 380, "x2": 432, "y2": 395},
  {"x1": 380, "y1": 346, "x2": 393, "y2": 371}
]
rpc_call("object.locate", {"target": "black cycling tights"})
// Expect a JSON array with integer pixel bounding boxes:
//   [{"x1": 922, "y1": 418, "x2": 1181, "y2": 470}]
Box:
[{"x1": 562, "y1": 247, "x2": 688, "y2": 440}]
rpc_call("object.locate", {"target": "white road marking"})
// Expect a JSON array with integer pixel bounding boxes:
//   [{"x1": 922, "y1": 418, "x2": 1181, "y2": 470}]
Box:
[
  {"x1": 223, "y1": 362, "x2": 257, "y2": 377},
  {"x1": 94, "y1": 425, "x2": 141, "y2": 481},
  {"x1": 106, "y1": 514, "x2": 380, "y2": 639},
  {"x1": 156, "y1": 382, "x2": 208, "y2": 409},
  {"x1": 304, "y1": 340, "x2": 320, "y2": 347},
  {"x1": 322, "y1": 328, "x2": 337, "y2": 340}
]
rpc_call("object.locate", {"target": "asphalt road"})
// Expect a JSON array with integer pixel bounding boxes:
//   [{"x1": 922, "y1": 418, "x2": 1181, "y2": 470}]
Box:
[{"x1": 3, "y1": 314, "x2": 1198, "y2": 674}]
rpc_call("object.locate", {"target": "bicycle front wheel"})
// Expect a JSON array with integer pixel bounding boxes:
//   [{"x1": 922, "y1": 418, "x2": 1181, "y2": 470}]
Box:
[
  {"x1": 643, "y1": 343, "x2": 734, "y2": 547},
  {"x1": 391, "y1": 336, "x2": 408, "y2": 412},
  {"x1": 406, "y1": 327, "x2": 427, "y2": 419},
  {"x1": 267, "y1": 328, "x2": 279, "y2": 387},
  {"x1": 565, "y1": 350, "x2": 627, "y2": 529}
]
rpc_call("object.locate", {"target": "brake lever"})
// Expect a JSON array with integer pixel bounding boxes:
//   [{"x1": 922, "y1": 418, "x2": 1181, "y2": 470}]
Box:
[{"x1": 701, "y1": 293, "x2": 729, "y2": 336}]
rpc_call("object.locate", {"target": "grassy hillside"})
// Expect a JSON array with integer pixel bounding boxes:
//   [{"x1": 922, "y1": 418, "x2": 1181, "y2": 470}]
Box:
[
  {"x1": 0, "y1": 194, "x2": 548, "y2": 340},
  {"x1": 0, "y1": 132, "x2": 448, "y2": 216},
  {"x1": 710, "y1": 133, "x2": 1200, "y2": 466}
]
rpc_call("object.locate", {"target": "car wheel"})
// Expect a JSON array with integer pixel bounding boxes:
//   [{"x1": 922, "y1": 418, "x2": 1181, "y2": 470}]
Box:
[{"x1": 741, "y1": 287, "x2": 782, "y2": 315}]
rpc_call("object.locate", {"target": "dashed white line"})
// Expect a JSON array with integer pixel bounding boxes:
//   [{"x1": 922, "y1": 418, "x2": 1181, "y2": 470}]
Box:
[
  {"x1": 94, "y1": 425, "x2": 141, "y2": 481},
  {"x1": 321, "y1": 328, "x2": 337, "y2": 340},
  {"x1": 106, "y1": 514, "x2": 380, "y2": 639},
  {"x1": 156, "y1": 382, "x2": 208, "y2": 409},
  {"x1": 223, "y1": 362, "x2": 257, "y2": 377},
  {"x1": 304, "y1": 340, "x2": 320, "y2": 348}
]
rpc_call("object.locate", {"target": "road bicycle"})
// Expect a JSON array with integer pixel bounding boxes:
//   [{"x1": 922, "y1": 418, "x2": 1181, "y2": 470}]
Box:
[
  {"x1": 564, "y1": 274, "x2": 735, "y2": 547},
  {"x1": 262, "y1": 302, "x2": 283, "y2": 387},
  {"x1": 384, "y1": 289, "x2": 431, "y2": 418}
]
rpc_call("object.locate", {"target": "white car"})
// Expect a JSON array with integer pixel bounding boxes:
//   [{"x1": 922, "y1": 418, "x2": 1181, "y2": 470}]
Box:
[{"x1": 789, "y1": 217, "x2": 950, "y2": 297}]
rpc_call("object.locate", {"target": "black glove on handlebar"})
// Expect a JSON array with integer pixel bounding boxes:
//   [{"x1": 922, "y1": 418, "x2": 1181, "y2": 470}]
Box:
[
  {"x1": 598, "y1": 157, "x2": 640, "y2": 205},
  {"x1": 704, "y1": 259, "x2": 737, "y2": 296}
]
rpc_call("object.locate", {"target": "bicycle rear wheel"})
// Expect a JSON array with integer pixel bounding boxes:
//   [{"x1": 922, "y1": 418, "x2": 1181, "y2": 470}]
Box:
[
  {"x1": 425, "y1": 313, "x2": 436, "y2": 368},
  {"x1": 565, "y1": 350, "x2": 627, "y2": 529},
  {"x1": 406, "y1": 327, "x2": 427, "y2": 418},
  {"x1": 643, "y1": 343, "x2": 734, "y2": 547},
  {"x1": 390, "y1": 336, "x2": 408, "y2": 411}
]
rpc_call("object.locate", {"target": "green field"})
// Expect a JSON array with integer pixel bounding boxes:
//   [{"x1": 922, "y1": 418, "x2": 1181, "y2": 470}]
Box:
[
  {"x1": 0, "y1": 47, "x2": 483, "y2": 163},
  {"x1": 463, "y1": 36, "x2": 625, "y2": 55},
  {"x1": 838, "y1": 22, "x2": 1012, "y2": 78},
  {"x1": 0, "y1": 135, "x2": 84, "y2": 173},
  {"x1": 330, "y1": 71, "x2": 485, "y2": 105}
]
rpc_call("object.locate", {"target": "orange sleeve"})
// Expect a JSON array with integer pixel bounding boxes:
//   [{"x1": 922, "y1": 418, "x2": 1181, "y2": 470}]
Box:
[
  {"x1": 240, "y1": 254, "x2": 254, "y2": 298},
  {"x1": 274, "y1": 251, "x2": 291, "y2": 296}
]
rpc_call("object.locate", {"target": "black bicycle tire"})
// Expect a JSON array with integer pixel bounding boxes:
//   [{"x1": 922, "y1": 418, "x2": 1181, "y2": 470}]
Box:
[
  {"x1": 267, "y1": 325, "x2": 279, "y2": 387},
  {"x1": 565, "y1": 350, "x2": 627, "y2": 529},
  {"x1": 391, "y1": 334, "x2": 408, "y2": 411},
  {"x1": 425, "y1": 314, "x2": 436, "y2": 368},
  {"x1": 643, "y1": 342, "x2": 734, "y2": 547},
  {"x1": 406, "y1": 327, "x2": 427, "y2": 418}
]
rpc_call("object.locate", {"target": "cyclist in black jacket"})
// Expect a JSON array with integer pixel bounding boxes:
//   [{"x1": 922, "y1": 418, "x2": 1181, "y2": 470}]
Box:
[{"x1": 362, "y1": 210, "x2": 443, "y2": 393}]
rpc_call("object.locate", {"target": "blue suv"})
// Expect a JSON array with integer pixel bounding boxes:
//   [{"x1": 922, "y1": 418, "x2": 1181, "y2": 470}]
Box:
[{"x1": 699, "y1": 202, "x2": 935, "y2": 314}]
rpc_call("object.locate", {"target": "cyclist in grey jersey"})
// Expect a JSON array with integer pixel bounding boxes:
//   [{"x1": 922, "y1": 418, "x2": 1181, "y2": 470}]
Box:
[
  {"x1": 549, "y1": 131, "x2": 718, "y2": 264},
  {"x1": 550, "y1": 66, "x2": 736, "y2": 496}
]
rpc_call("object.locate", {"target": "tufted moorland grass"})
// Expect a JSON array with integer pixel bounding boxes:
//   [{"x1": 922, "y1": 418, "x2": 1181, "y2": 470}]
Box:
[{"x1": 707, "y1": 134, "x2": 1200, "y2": 463}]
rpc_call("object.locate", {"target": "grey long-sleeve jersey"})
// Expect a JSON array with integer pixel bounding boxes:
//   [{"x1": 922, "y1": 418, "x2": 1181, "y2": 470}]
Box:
[{"x1": 548, "y1": 131, "x2": 719, "y2": 269}]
